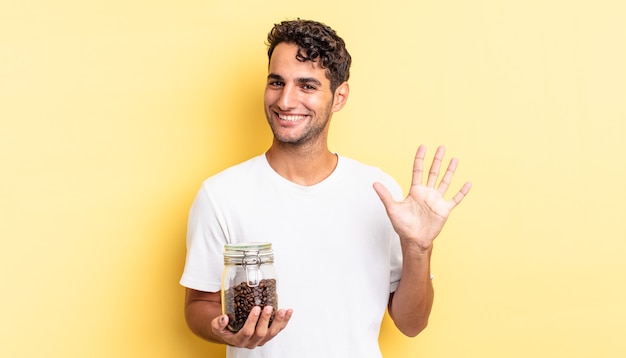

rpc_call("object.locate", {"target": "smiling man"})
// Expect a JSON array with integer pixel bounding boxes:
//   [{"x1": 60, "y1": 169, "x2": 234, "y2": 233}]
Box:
[
  {"x1": 180, "y1": 19, "x2": 471, "y2": 358},
  {"x1": 263, "y1": 41, "x2": 349, "y2": 186}
]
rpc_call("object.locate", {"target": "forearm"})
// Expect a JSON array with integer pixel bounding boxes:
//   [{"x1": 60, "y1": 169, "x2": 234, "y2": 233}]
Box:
[
  {"x1": 184, "y1": 289, "x2": 225, "y2": 344},
  {"x1": 389, "y1": 243, "x2": 434, "y2": 337}
]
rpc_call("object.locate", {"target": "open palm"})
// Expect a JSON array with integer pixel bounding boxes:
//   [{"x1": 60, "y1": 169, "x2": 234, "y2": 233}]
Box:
[{"x1": 374, "y1": 145, "x2": 472, "y2": 252}]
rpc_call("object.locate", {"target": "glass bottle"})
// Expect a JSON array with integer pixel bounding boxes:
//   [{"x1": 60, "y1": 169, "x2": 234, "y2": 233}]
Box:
[{"x1": 222, "y1": 242, "x2": 278, "y2": 333}]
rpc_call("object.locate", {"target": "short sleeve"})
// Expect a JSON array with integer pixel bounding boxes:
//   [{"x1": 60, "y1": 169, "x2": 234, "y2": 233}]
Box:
[{"x1": 179, "y1": 184, "x2": 226, "y2": 292}]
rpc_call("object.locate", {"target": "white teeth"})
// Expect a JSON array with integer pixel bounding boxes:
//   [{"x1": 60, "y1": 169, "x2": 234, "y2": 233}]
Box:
[{"x1": 279, "y1": 114, "x2": 305, "y2": 122}]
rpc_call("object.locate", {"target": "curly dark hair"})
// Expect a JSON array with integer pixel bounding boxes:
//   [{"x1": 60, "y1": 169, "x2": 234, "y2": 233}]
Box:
[{"x1": 266, "y1": 19, "x2": 351, "y2": 93}]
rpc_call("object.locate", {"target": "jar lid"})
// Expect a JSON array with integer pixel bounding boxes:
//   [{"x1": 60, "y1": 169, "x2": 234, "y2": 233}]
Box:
[{"x1": 224, "y1": 242, "x2": 273, "y2": 257}]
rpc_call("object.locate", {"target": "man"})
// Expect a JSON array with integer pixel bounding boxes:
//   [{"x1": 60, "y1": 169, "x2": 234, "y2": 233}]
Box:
[{"x1": 180, "y1": 19, "x2": 471, "y2": 357}]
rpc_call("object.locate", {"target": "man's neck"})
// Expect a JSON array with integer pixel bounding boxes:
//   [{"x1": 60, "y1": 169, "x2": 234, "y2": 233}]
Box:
[{"x1": 265, "y1": 143, "x2": 338, "y2": 186}]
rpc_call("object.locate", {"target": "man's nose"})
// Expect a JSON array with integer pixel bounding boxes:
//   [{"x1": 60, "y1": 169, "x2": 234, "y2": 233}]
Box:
[{"x1": 278, "y1": 84, "x2": 298, "y2": 110}]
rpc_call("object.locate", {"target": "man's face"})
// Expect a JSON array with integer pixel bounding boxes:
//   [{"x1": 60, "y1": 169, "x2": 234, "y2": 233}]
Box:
[{"x1": 264, "y1": 42, "x2": 338, "y2": 147}]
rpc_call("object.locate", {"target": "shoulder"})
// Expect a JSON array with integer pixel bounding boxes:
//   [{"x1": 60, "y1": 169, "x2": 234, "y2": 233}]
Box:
[
  {"x1": 202, "y1": 155, "x2": 266, "y2": 186},
  {"x1": 194, "y1": 155, "x2": 270, "y2": 200},
  {"x1": 338, "y1": 156, "x2": 396, "y2": 181},
  {"x1": 337, "y1": 155, "x2": 402, "y2": 195}
]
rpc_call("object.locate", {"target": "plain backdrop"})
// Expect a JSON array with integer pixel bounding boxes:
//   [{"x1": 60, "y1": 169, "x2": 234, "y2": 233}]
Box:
[{"x1": 1, "y1": 0, "x2": 625, "y2": 357}]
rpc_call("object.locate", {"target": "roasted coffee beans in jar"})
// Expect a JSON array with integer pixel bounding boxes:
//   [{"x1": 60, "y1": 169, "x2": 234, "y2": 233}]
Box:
[{"x1": 222, "y1": 242, "x2": 278, "y2": 333}]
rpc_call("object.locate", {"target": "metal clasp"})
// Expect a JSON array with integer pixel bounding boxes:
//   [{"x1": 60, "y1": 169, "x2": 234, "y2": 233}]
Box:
[{"x1": 242, "y1": 250, "x2": 261, "y2": 287}]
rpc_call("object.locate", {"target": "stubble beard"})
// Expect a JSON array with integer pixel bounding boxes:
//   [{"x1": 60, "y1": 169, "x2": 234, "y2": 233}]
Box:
[{"x1": 266, "y1": 107, "x2": 332, "y2": 147}]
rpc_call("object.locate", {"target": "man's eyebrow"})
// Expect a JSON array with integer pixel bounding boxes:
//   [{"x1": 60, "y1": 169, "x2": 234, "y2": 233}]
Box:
[
  {"x1": 297, "y1": 77, "x2": 322, "y2": 86},
  {"x1": 267, "y1": 73, "x2": 283, "y2": 81},
  {"x1": 267, "y1": 73, "x2": 323, "y2": 87}
]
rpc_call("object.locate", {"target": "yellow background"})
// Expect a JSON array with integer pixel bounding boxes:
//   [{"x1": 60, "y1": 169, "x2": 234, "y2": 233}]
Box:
[{"x1": 1, "y1": 0, "x2": 625, "y2": 357}]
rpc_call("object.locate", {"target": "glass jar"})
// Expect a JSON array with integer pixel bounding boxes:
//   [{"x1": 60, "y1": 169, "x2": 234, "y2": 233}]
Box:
[{"x1": 222, "y1": 242, "x2": 278, "y2": 333}]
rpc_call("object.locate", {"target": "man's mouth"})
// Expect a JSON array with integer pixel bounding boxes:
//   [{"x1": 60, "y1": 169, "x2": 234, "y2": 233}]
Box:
[{"x1": 278, "y1": 114, "x2": 306, "y2": 122}]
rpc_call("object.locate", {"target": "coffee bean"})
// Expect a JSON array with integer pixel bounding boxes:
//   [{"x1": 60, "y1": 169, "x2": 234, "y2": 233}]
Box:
[{"x1": 224, "y1": 279, "x2": 278, "y2": 332}]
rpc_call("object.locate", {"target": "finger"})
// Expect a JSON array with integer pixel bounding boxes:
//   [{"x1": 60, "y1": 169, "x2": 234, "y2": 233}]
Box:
[
  {"x1": 449, "y1": 181, "x2": 472, "y2": 208},
  {"x1": 426, "y1": 146, "x2": 445, "y2": 188},
  {"x1": 373, "y1": 182, "x2": 394, "y2": 210},
  {"x1": 211, "y1": 314, "x2": 230, "y2": 334},
  {"x1": 259, "y1": 308, "x2": 293, "y2": 346},
  {"x1": 271, "y1": 309, "x2": 293, "y2": 331},
  {"x1": 250, "y1": 306, "x2": 274, "y2": 347},
  {"x1": 437, "y1": 157, "x2": 458, "y2": 194},
  {"x1": 237, "y1": 306, "x2": 261, "y2": 345},
  {"x1": 410, "y1": 145, "x2": 427, "y2": 189}
]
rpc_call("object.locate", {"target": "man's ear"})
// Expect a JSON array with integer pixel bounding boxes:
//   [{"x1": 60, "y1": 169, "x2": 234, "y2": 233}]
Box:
[{"x1": 331, "y1": 82, "x2": 350, "y2": 112}]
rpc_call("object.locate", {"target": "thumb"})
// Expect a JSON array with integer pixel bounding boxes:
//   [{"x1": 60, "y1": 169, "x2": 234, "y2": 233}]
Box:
[
  {"x1": 373, "y1": 182, "x2": 393, "y2": 208},
  {"x1": 217, "y1": 314, "x2": 229, "y2": 329},
  {"x1": 211, "y1": 314, "x2": 230, "y2": 336}
]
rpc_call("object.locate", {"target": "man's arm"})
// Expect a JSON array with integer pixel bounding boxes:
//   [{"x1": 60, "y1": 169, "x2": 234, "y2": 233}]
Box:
[
  {"x1": 374, "y1": 145, "x2": 471, "y2": 336},
  {"x1": 184, "y1": 288, "x2": 294, "y2": 348},
  {"x1": 387, "y1": 245, "x2": 434, "y2": 336},
  {"x1": 184, "y1": 289, "x2": 226, "y2": 343}
]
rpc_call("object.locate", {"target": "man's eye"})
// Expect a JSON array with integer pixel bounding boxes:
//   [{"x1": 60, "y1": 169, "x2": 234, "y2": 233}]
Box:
[
  {"x1": 302, "y1": 84, "x2": 317, "y2": 90},
  {"x1": 268, "y1": 81, "x2": 284, "y2": 87}
]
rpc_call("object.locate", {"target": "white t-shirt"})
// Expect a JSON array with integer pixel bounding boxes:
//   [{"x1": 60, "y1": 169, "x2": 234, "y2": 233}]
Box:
[{"x1": 180, "y1": 154, "x2": 404, "y2": 358}]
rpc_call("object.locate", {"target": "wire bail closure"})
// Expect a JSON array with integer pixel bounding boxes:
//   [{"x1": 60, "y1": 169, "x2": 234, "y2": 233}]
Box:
[{"x1": 242, "y1": 250, "x2": 261, "y2": 287}]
